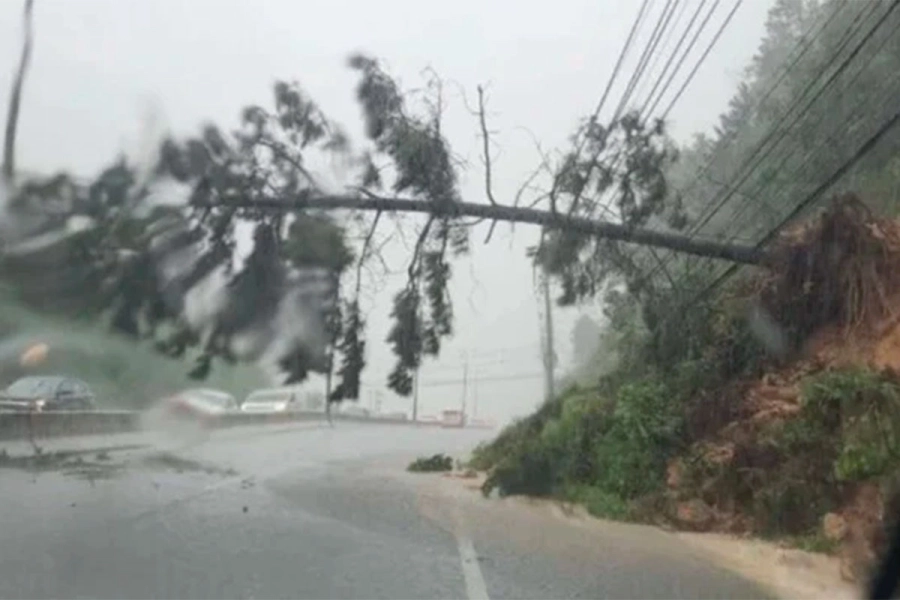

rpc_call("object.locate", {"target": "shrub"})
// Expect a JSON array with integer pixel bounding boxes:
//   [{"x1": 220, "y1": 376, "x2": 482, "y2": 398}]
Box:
[
  {"x1": 481, "y1": 434, "x2": 556, "y2": 497},
  {"x1": 407, "y1": 453, "x2": 453, "y2": 472}
]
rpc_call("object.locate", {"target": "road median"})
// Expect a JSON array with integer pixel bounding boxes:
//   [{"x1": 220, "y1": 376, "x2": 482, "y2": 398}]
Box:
[{"x1": 0, "y1": 409, "x2": 452, "y2": 442}]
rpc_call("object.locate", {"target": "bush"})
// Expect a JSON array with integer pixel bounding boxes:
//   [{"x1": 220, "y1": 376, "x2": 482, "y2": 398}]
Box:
[
  {"x1": 407, "y1": 454, "x2": 453, "y2": 472},
  {"x1": 481, "y1": 434, "x2": 556, "y2": 497},
  {"x1": 479, "y1": 386, "x2": 610, "y2": 498},
  {"x1": 480, "y1": 378, "x2": 683, "y2": 505}
]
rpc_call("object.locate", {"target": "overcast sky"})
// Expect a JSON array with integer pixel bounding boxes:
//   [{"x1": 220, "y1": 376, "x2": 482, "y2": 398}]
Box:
[{"x1": 0, "y1": 0, "x2": 774, "y2": 423}]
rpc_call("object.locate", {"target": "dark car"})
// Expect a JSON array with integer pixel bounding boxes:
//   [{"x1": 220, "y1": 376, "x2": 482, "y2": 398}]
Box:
[{"x1": 0, "y1": 376, "x2": 96, "y2": 412}]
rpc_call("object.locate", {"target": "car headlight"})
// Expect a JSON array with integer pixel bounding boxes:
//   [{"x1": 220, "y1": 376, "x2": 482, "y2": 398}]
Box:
[{"x1": 33, "y1": 399, "x2": 46, "y2": 411}]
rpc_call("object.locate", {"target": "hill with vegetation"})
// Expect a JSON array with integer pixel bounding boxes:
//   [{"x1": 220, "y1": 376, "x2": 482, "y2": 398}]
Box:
[{"x1": 471, "y1": 0, "x2": 900, "y2": 585}]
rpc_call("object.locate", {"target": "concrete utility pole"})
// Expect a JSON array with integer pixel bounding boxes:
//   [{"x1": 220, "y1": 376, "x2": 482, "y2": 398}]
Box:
[
  {"x1": 460, "y1": 352, "x2": 469, "y2": 421},
  {"x1": 540, "y1": 265, "x2": 556, "y2": 403},
  {"x1": 472, "y1": 375, "x2": 479, "y2": 420}
]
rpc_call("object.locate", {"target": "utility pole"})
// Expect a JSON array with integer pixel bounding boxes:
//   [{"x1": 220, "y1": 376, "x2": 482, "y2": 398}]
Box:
[
  {"x1": 460, "y1": 352, "x2": 469, "y2": 424},
  {"x1": 540, "y1": 264, "x2": 556, "y2": 403},
  {"x1": 412, "y1": 277, "x2": 422, "y2": 423},
  {"x1": 472, "y1": 375, "x2": 479, "y2": 420}
]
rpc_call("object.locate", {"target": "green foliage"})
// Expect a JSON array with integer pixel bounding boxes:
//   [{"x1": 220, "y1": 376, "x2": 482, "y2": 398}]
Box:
[
  {"x1": 479, "y1": 379, "x2": 681, "y2": 513},
  {"x1": 328, "y1": 300, "x2": 365, "y2": 401},
  {"x1": 530, "y1": 110, "x2": 681, "y2": 306},
  {"x1": 801, "y1": 368, "x2": 900, "y2": 482},
  {"x1": 282, "y1": 214, "x2": 354, "y2": 272},
  {"x1": 348, "y1": 55, "x2": 468, "y2": 395},
  {"x1": 2, "y1": 54, "x2": 474, "y2": 399},
  {"x1": 407, "y1": 453, "x2": 454, "y2": 472},
  {"x1": 563, "y1": 485, "x2": 632, "y2": 521}
]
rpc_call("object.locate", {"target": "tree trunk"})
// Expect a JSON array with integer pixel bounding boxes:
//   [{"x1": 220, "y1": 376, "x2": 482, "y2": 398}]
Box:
[
  {"x1": 3, "y1": 0, "x2": 35, "y2": 183},
  {"x1": 217, "y1": 194, "x2": 765, "y2": 265}
]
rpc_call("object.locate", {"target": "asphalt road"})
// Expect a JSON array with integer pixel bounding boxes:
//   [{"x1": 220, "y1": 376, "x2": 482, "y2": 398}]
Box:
[{"x1": 0, "y1": 421, "x2": 772, "y2": 599}]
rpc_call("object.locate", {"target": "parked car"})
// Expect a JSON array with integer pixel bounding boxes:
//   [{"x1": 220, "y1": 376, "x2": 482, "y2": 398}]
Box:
[
  {"x1": 240, "y1": 388, "x2": 299, "y2": 413},
  {"x1": 339, "y1": 404, "x2": 370, "y2": 418},
  {"x1": 440, "y1": 409, "x2": 465, "y2": 428},
  {"x1": 163, "y1": 388, "x2": 238, "y2": 421},
  {"x1": 0, "y1": 375, "x2": 95, "y2": 412}
]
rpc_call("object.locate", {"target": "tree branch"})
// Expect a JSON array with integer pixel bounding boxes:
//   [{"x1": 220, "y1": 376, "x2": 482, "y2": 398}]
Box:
[
  {"x1": 408, "y1": 215, "x2": 435, "y2": 282},
  {"x1": 354, "y1": 210, "x2": 381, "y2": 297},
  {"x1": 475, "y1": 84, "x2": 501, "y2": 244},
  {"x1": 255, "y1": 138, "x2": 318, "y2": 187},
  {"x1": 3, "y1": 0, "x2": 35, "y2": 183},
  {"x1": 209, "y1": 193, "x2": 764, "y2": 265}
]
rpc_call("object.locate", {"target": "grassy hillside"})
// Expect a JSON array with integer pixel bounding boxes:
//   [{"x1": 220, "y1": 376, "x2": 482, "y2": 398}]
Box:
[{"x1": 0, "y1": 294, "x2": 266, "y2": 408}]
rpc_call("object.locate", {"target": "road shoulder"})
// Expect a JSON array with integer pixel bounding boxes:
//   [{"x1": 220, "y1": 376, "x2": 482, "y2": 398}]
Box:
[{"x1": 424, "y1": 471, "x2": 860, "y2": 600}]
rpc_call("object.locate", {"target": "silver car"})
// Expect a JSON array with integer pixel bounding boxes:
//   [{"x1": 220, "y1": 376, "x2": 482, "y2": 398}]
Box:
[{"x1": 0, "y1": 375, "x2": 96, "y2": 411}]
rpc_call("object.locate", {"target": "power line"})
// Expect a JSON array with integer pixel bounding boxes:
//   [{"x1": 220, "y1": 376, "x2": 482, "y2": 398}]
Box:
[
  {"x1": 714, "y1": 34, "x2": 900, "y2": 246},
  {"x1": 595, "y1": 0, "x2": 736, "y2": 214},
  {"x1": 611, "y1": 0, "x2": 683, "y2": 123},
  {"x1": 660, "y1": 0, "x2": 745, "y2": 119},
  {"x1": 632, "y1": 0, "x2": 693, "y2": 109},
  {"x1": 588, "y1": 0, "x2": 654, "y2": 126},
  {"x1": 557, "y1": 0, "x2": 658, "y2": 218},
  {"x1": 683, "y1": 0, "x2": 890, "y2": 237},
  {"x1": 415, "y1": 372, "x2": 546, "y2": 387},
  {"x1": 674, "y1": 0, "x2": 900, "y2": 264},
  {"x1": 638, "y1": 0, "x2": 713, "y2": 120},
  {"x1": 669, "y1": 0, "x2": 851, "y2": 238},
  {"x1": 631, "y1": 0, "x2": 884, "y2": 290},
  {"x1": 671, "y1": 73, "x2": 900, "y2": 317},
  {"x1": 643, "y1": 0, "x2": 725, "y2": 120},
  {"x1": 580, "y1": 0, "x2": 717, "y2": 216}
]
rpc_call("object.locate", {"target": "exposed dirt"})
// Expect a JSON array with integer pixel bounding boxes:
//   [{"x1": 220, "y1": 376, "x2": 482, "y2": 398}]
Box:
[{"x1": 669, "y1": 196, "x2": 900, "y2": 585}]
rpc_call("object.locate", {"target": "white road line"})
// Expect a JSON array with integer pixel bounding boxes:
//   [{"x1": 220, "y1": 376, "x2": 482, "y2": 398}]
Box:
[{"x1": 456, "y1": 533, "x2": 490, "y2": 600}]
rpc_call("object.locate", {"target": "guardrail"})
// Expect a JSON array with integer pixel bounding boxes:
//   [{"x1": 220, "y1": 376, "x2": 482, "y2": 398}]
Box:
[{"x1": 0, "y1": 409, "x2": 475, "y2": 442}]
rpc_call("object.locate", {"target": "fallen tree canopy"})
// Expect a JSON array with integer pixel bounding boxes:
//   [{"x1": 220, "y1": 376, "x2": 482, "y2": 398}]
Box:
[{"x1": 0, "y1": 48, "x2": 769, "y2": 398}]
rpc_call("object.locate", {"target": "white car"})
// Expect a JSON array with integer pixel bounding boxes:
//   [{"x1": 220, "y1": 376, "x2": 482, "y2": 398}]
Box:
[
  {"x1": 164, "y1": 388, "x2": 239, "y2": 421},
  {"x1": 240, "y1": 388, "x2": 299, "y2": 413}
]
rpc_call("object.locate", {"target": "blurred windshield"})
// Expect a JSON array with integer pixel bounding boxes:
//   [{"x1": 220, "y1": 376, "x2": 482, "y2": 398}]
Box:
[{"x1": 5, "y1": 0, "x2": 900, "y2": 598}]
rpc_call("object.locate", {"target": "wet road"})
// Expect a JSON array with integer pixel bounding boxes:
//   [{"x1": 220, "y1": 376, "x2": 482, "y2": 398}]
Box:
[{"x1": 0, "y1": 421, "x2": 771, "y2": 599}]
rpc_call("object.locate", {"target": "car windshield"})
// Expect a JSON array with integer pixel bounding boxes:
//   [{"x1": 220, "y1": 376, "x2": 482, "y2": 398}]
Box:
[{"x1": 8, "y1": 0, "x2": 900, "y2": 598}]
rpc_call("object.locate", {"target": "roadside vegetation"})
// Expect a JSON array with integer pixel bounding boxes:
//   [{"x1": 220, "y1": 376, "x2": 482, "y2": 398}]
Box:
[{"x1": 472, "y1": 0, "x2": 900, "y2": 585}]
